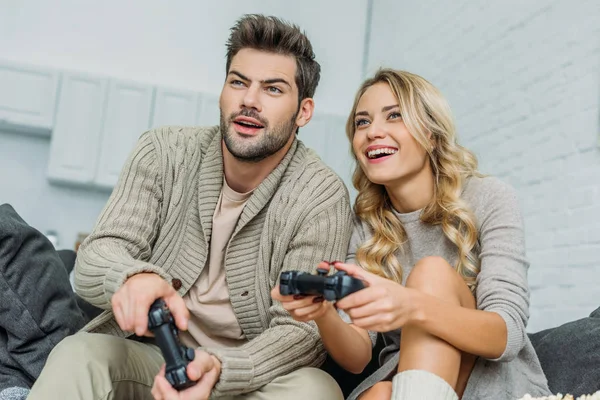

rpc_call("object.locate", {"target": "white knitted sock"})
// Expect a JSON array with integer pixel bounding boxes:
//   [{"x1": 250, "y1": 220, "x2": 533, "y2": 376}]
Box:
[
  {"x1": 392, "y1": 369, "x2": 458, "y2": 400},
  {"x1": 0, "y1": 387, "x2": 30, "y2": 400}
]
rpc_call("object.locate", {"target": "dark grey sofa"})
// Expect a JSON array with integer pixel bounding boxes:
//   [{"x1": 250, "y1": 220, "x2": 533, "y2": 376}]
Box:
[{"x1": 2, "y1": 203, "x2": 599, "y2": 397}]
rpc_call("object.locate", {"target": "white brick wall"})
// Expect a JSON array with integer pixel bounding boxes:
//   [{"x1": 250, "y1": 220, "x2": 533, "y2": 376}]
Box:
[{"x1": 366, "y1": 0, "x2": 600, "y2": 331}]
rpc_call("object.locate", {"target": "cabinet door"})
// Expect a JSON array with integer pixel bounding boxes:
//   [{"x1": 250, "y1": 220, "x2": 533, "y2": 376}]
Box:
[
  {"x1": 94, "y1": 80, "x2": 154, "y2": 189},
  {"x1": 47, "y1": 72, "x2": 108, "y2": 185},
  {"x1": 0, "y1": 60, "x2": 60, "y2": 135},
  {"x1": 196, "y1": 93, "x2": 220, "y2": 127},
  {"x1": 151, "y1": 87, "x2": 199, "y2": 128}
]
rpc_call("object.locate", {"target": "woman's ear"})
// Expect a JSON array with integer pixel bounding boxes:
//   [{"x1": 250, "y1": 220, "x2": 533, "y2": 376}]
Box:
[{"x1": 427, "y1": 131, "x2": 436, "y2": 151}]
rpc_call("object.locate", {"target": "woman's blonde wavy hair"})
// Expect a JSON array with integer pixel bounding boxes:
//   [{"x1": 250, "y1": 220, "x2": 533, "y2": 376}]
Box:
[{"x1": 347, "y1": 69, "x2": 482, "y2": 290}]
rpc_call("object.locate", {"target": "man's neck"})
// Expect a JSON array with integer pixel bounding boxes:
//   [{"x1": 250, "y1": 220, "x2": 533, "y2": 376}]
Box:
[{"x1": 222, "y1": 135, "x2": 295, "y2": 193}]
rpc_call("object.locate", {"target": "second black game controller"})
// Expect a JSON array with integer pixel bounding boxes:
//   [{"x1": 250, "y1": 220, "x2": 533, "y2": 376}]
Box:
[
  {"x1": 148, "y1": 299, "x2": 197, "y2": 391},
  {"x1": 279, "y1": 265, "x2": 366, "y2": 301}
]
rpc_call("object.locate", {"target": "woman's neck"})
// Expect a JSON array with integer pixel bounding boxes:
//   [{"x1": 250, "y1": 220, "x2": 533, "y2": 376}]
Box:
[{"x1": 386, "y1": 164, "x2": 435, "y2": 214}]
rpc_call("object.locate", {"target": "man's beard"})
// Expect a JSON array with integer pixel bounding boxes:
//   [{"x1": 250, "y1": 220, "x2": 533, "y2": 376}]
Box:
[{"x1": 221, "y1": 108, "x2": 297, "y2": 163}]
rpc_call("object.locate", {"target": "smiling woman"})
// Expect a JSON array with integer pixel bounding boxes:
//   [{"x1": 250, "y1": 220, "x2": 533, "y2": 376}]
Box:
[{"x1": 275, "y1": 68, "x2": 553, "y2": 400}]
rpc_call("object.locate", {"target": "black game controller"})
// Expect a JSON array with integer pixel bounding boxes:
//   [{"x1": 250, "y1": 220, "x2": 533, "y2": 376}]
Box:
[
  {"x1": 279, "y1": 265, "x2": 366, "y2": 301},
  {"x1": 148, "y1": 299, "x2": 197, "y2": 391}
]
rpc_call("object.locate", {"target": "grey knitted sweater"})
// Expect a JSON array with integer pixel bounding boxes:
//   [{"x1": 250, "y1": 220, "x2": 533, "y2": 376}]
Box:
[
  {"x1": 346, "y1": 176, "x2": 552, "y2": 400},
  {"x1": 74, "y1": 126, "x2": 353, "y2": 397}
]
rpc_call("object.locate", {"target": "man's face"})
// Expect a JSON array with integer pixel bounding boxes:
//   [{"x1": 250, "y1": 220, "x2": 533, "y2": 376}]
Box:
[{"x1": 220, "y1": 48, "x2": 300, "y2": 162}]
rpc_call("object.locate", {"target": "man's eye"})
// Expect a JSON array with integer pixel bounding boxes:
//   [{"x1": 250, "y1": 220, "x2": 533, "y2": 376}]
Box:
[
  {"x1": 267, "y1": 86, "x2": 282, "y2": 94},
  {"x1": 231, "y1": 80, "x2": 244, "y2": 86}
]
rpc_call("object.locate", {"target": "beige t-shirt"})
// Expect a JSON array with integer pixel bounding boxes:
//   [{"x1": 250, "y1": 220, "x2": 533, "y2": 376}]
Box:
[{"x1": 180, "y1": 179, "x2": 252, "y2": 348}]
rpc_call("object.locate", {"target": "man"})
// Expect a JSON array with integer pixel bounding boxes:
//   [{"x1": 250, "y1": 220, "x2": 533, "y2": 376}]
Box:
[{"x1": 28, "y1": 14, "x2": 352, "y2": 400}]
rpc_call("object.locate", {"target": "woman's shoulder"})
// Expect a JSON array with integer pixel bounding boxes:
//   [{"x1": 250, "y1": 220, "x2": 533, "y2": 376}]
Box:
[
  {"x1": 462, "y1": 175, "x2": 520, "y2": 206},
  {"x1": 461, "y1": 175, "x2": 523, "y2": 226}
]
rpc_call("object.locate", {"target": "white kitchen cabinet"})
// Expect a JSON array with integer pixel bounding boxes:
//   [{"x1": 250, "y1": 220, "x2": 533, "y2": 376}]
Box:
[
  {"x1": 47, "y1": 72, "x2": 108, "y2": 186},
  {"x1": 0, "y1": 60, "x2": 60, "y2": 135},
  {"x1": 151, "y1": 87, "x2": 199, "y2": 129},
  {"x1": 94, "y1": 80, "x2": 154, "y2": 189}
]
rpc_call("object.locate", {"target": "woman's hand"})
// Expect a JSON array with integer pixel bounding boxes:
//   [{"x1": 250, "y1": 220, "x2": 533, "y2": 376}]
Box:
[
  {"x1": 271, "y1": 262, "x2": 339, "y2": 323},
  {"x1": 334, "y1": 262, "x2": 422, "y2": 332}
]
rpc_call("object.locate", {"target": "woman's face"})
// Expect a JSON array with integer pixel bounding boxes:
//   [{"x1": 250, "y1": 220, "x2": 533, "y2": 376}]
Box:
[{"x1": 352, "y1": 82, "x2": 431, "y2": 187}]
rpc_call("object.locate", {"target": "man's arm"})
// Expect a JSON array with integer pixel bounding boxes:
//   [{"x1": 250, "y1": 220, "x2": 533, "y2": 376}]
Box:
[
  {"x1": 203, "y1": 193, "x2": 353, "y2": 397},
  {"x1": 74, "y1": 131, "x2": 172, "y2": 309}
]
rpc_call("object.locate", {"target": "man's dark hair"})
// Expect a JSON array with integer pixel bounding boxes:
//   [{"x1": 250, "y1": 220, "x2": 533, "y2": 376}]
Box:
[{"x1": 225, "y1": 14, "x2": 321, "y2": 104}]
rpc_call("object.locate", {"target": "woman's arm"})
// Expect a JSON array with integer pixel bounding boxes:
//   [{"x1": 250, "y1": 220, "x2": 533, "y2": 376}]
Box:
[
  {"x1": 270, "y1": 286, "x2": 372, "y2": 374},
  {"x1": 315, "y1": 306, "x2": 372, "y2": 373}
]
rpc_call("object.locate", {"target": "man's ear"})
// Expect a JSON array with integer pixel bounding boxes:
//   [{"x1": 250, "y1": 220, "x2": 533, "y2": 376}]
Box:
[{"x1": 295, "y1": 98, "x2": 315, "y2": 128}]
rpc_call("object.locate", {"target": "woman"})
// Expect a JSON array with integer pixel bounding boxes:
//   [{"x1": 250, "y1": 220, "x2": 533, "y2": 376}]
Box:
[{"x1": 272, "y1": 69, "x2": 551, "y2": 400}]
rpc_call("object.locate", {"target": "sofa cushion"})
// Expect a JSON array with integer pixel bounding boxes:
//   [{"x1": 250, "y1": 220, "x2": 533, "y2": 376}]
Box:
[
  {"x1": 529, "y1": 307, "x2": 600, "y2": 397},
  {"x1": 0, "y1": 204, "x2": 87, "y2": 388}
]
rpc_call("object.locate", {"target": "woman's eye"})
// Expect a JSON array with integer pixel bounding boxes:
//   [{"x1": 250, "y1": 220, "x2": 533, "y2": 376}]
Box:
[
  {"x1": 355, "y1": 119, "x2": 369, "y2": 127},
  {"x1": 388, "y1": 111, "x2": 402, "y2": 120}
]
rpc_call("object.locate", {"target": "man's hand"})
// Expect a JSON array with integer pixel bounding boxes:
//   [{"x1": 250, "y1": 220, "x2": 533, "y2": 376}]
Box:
[
  {"x1": 151, "y1": 351, "x2": 221, "y2": 400},
  {"x1": 111, "y1": 272, "x2": 189, "y2": 336}
]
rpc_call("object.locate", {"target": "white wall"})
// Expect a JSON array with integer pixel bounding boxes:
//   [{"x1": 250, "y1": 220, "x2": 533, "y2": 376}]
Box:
[
  {"x1": 0, "y1": 0, "x2": 368, "y2": 116},
  {"x1": 367, "y1": 0, "x2": 600, "y2": 331},
  {"x1": 0, "y1": 0, "x2": 368, "y2": 249},
  {"x1": 2, "y1": 0, "x2": 598, "y2": 331}
]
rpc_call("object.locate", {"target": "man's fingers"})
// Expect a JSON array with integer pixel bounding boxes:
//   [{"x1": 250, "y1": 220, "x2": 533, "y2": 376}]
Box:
[
  {"x1": 151, "y1": 366, "x2": 164, "y2": 400},
  {"x1": 134, "y1": 297, "x2": 151, "y2": 336},
  {"x1": 154, "y1": 374, "x2": 178, "y2": 400},
  {"x1": 113, "y1": 301, "x2": 126, "y2": 331},
  {"x1": 187, "y1": 351, "x2": 215, "y2": 379},
  {"x1": 166, "y1": 294, "x2": 189, "y2": 332},
  {"x1": 181, "y1": 365, "x2": 219, "y2": 400}
]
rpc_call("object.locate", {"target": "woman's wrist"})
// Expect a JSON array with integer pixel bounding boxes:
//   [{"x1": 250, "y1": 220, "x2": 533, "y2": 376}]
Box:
[
  {"x1": 314, "y1": 302, "x2": 339, "y2": 327},
  {"x1": 407, "y1": 288, "x2": 429, "y2": 327}
]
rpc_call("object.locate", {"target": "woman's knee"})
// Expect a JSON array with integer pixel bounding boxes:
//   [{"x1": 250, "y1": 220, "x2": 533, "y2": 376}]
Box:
[
  {"x1": 406, "y1": 257, "x2": 474, "y2": 307},
  {"x1": 406, "y1": 256, "x2": 454, "y2": 290}
]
